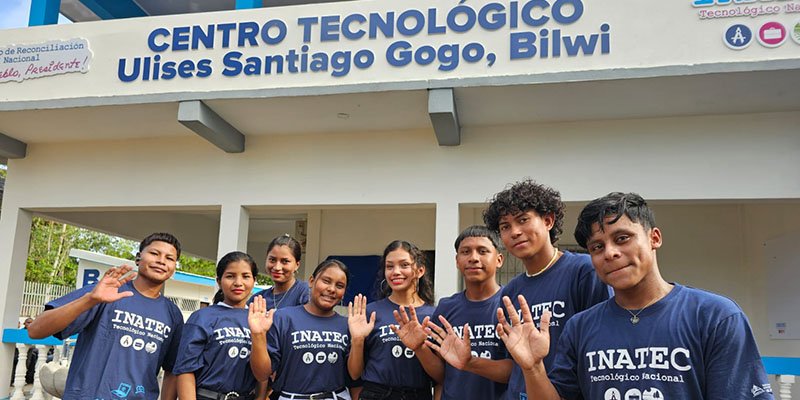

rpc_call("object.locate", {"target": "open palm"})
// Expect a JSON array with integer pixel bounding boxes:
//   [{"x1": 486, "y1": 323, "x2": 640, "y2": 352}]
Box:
[
  {"x1": 248, "y1": 295, "x2": 274, "y2": 335},
  {"x1": 497, "y1": 295, "x2": 551, "y2": 371},
  {"x1": 391, "y1": 305, "x2": 430, "y2": 351},
  {"x1": 348, "y1": 294, "x2": 375, "y2": 339},
  {"x1": 89, "y1": 265, "x2": 137, "y2": 303},
  {"x1": 426, "y1": 316, "x2": 471, "y2": 370}
]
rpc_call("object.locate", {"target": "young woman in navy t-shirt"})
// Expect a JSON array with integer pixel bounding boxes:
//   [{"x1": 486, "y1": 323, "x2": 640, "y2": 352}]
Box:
[
  {"x1": 174, "y1": 251, "x2": 259, "y2": 400},
  {"x1": 250, "y1": 259, "x2": 355, "y2": 400},
  {"x1": 248, "y1": 234, "x2": 310, "y2": 309},
  {"x1": 348, "y1": 240, "x2": 437, "y2": 400}
]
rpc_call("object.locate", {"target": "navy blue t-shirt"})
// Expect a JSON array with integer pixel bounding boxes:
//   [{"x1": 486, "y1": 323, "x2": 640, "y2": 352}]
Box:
[
  {"x1": 431, "y1": 290, "x2": 507, "y2": 400},
  {"x1": 550, "y1": 284, "x2": 774, "y2": 400},
  {"x1": 361, "y1": 299, "x2": 435, "y2": 389},
  {"x1": 173, "y1": 304, "x2": 257, "y2": 394},
  {"x1": 46, "y1": 281, "x2": 184, "y2": 400},
  {"x1": 267, "y1": 305, "x2": 351, "y2": 394},
  {"x1": 500, "y1": 251, "x2": 610, "y2": 400},
  {"x1": 249, "y1": 281, "x2": 310, "y2": 310}
]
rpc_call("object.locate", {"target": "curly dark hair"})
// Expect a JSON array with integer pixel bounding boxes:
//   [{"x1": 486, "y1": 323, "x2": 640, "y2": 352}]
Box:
[
  {"x1": 482, "y1": 179, "x2": 565, "y2": 245},
  {"x1": 375, "y1": 240, "x2": 435, "y2": 305}
]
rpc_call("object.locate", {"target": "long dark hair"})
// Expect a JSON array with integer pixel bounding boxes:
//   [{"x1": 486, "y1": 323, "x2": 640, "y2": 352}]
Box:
[
  {"x1": 376, "y1": 240, "x2": 435, "y2": 305},
  {"x1": 213, "y1": 251, "x2": 258, "y2": 304},
  {"x1": 267, "y1": 234, "x2": 302, "y2": 262}
]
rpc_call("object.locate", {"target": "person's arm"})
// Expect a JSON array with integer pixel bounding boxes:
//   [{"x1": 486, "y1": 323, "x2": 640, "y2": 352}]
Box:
[
  {"x1": 346, "y1": 294, "x2": 375, "y2": 380},
  {"x1": 425, "y1": 316, "x2": 512, "y2": 383},
  {"x1": 160, "y1": 371, "x2": 179, "y2": 400},
  {"x1": 175, "y1": 373, "x2": 196, "y2": 400},
  {"x1": 496, "y1": 295, "x2": 564, "y2": 400},
  {"x1": 254, "y1": 381, "x2": 268, "y2": 400},
  {"x1": 28, "y1": 265, "x2": 137, "y2": 339},
  {"x1": 706, "y1": 311, "x2": 774, "y2": 399},
  {"x1": 248, "y1": 295, "x2": 274, "y2": 381},
  {"x1": 390, "y1": 305, "x2": 444, "y2": 383}
]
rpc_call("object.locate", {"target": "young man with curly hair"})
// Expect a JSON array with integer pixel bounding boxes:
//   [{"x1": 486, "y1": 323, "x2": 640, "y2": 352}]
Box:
[
  {"x1": 482, "y1": 180, "x2": 610, "y2": 400},
  {"x1": 497, "y1": 192, "x2": 773, "y2": 399}
]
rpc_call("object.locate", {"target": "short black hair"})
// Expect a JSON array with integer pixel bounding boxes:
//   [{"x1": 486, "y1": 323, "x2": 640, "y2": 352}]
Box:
[
  {"x1": 454, "y1": 225, "x2": 504, "y2": 251},
  {"x1": 574, "y1": 192, "x2": 656, "y2": 248},
  {"x1": 483, "y1": 179, "x2": 565, "y2": 245},
  {"x1": 139, "y1": 232, "x2": 181, "y2": 258}
]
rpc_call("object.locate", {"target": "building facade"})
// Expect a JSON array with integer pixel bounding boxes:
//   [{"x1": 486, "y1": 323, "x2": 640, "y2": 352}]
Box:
[{"x1": 1, "y1": 0, "x2": 799, "y2": 394}]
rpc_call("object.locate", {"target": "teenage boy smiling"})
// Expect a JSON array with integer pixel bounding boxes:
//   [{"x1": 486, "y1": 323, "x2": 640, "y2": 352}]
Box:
[
  {"x1": 396, "y1": 225, "x2": 510, "y2": 399},
  {"x1": 28, "y1": 232, "x2": 185, "y2": 400},
  {"x1": 482, "y1": 180, "x2": 610, "y2": 400},
  {"x1": 497, "y1": 192, "x2": 773, "y2": 399}
]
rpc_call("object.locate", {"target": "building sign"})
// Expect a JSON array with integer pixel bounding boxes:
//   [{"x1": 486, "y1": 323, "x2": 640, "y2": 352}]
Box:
[
  {"x1": 116, "y1": 0, "x2": 610, "y2": 82},
  {"x1": 1, "y1": 38, "x2": 92, "y2": 83}
]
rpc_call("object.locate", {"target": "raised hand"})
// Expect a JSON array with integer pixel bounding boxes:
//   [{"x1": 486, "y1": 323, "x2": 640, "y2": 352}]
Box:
[
  {"x1": 348, "y1": 294, "x2": 376, "y2": 340},
  {"x1": 248, "y1": 295, "x2": 274, "y2": 335},
  {"x1": 390, "y1": 305, "x2": 430, "y2": 351},
  {"x1": 425, "y1": 316, "x2": 472, "y2": 370},
  {"x1": 88, "y1": 265, "x2": 137, "y2": 303},
  {"x1": 496, "y1": 295, "x2": 551, "y2": 371}
]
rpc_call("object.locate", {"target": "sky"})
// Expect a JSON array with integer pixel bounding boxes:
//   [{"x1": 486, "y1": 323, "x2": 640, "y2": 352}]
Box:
[{"x1": 0, "y1": 0, "x2": 71, "y2": 30}]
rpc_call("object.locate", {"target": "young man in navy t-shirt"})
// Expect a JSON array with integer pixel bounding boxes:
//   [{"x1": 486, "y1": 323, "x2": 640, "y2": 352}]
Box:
[
  {"x1": 483, "y1": 180, "x2": 611, "y2": 400},
  {"x1": 498, "y1": 192, "x2": 774, "y2": 399},
  {"x1": 422, "y1": 225, "x2": 509, "y2": 399},
  {"x1": 28, "y1": 232, "x2": 185, "y2": 400}
]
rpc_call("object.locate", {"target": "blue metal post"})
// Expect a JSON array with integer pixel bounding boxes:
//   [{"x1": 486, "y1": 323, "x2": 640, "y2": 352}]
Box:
[
  {"x1": 28, "y1": 0, "x2": 61, "y2": 26},
  {"x1": 235, "y1": 0, "x2": 262, "y2": 9}
]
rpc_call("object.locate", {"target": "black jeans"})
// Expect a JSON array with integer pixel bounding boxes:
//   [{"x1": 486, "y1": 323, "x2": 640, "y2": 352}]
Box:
[{"x1": 359, "y1": 381, "x2": 432, "y2": 400}]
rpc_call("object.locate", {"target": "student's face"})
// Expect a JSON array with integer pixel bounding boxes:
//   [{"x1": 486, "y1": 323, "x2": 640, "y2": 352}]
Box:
[
  {"x1": 308, "y1": 266, "x2": 347, "y2": 313},
  {"x1": 498, "y1": 211, "x2": 555, "y2": 261},
  {"x1": 23, "y1": 318, "x2": 33, "y2": 329},
  {"x1": 136, "y1": 241, "x2": 178, "y2": 284},
  {"x1": 218, "y1": 260, "x2": 255, "y2": 307},
  {"x1": 385, "y1": 249, "x2": 425, "y2": 294},
  {"x1": 456, "y1": 236, "x2": 503, "y2": 284},
  {"x1": 266, "y1": 245, "x2": 300, "y2": 285},
  {"x1": 585, "y1": 215, "x2": 662, "y2": 291}
]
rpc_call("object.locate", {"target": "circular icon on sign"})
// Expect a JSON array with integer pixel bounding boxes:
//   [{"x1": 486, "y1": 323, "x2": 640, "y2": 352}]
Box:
[
  {"x1": 120, "y1": 335, "x2": 133, "y2": 348},
  {"x1": 302, "y1": 352, "x2": 314, "y2": 364},
  {"x1": 404, "y1": 347, "x2": 415, "y2": 359},
  {"x1": 132, "y1": 338, "x2": 145, "y2": 351},
  {"x1": 239, "y1": 347, "x2": 250, "y2": 359},
  {"x1": 758, "y1": 21, "x2": 787, "y2": 48},
  {"x1": 604, "y1": 388, "x2": 621, "y2": 400},
  {"x1": 315, "y1": 351, "x2": 327, "y2": 364},
  {"x1": 724, "y1": 24, "x2": 752, "y2": 50},
  {"x1": 642, "y1": 388, "x2": 664, "y2": 400},
  {"x1": 792, "y1": 20, "x2": 800, "y2": 45},
  {"x1": 327, "y1": 352, "x2": 338, "y2": 364},
  {"x1": 392, "y1": 345, "x2": 403, "y2": 358},
  {"x1": 145, "y1": 341, "x2": 158, "y2": 354},
  {"x1": 623, "y1": 389, "x2": 641, "y2": 400},
  {"x1": 228, "y1": 346, "x2": 240, "y2": 358}
]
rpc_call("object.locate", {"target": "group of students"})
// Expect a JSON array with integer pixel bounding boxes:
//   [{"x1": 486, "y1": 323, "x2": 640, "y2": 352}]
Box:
[{"x1": 26, "y1": 180, "x2": 775, "y2": 400}]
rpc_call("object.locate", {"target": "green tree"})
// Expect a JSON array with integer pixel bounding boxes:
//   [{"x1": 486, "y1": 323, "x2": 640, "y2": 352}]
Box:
[{"x1": 26, "y1": 217, "x2": 217, "y2": 285}]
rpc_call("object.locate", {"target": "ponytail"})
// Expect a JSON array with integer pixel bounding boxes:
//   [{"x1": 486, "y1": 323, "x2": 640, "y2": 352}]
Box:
[{"x1": 213, "y1": 289, "x2": 224, "y2": 304}]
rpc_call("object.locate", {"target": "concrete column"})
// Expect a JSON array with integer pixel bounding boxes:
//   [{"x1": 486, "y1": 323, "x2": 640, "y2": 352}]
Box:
[
  {"x1": 0, "y1": 206, "x2": 33, "y2": 399},
  {"x1": 304, "y1": 210, "x2": 322, "y2": 279},
  {"x1": 434, "y1": 202, "x2": 460, "y2": 302},
  {"x1": 217, "y1": 204, "x2": 250, "y2": 260}
]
